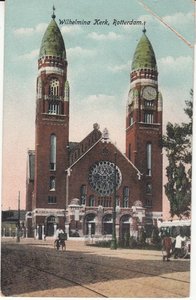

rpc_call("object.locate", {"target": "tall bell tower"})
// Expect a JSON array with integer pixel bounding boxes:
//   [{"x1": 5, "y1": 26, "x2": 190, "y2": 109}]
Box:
[
  {"x1": 33, "y1": 9, "x2": 70, "y2": 210},
  {"x1": 126, "y1": 28, "x2": 163, "y2": 217}
]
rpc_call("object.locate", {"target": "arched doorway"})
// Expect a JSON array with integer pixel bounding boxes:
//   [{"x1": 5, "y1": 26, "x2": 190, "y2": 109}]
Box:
[
  {"x1": 84, "y1": 214, "x2": 96, "y2": 235},
  {"x1": 46, "y1": 215, "x2": 58, "y2": 236},
  {"x1": 102, "y1": 214, "x2": 112, "y2": 235},
  {"x1": 120, "y1": 214, "x2": 131, "y2": 240}
]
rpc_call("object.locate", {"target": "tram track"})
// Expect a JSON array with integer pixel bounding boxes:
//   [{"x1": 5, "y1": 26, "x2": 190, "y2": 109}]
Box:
[
  {"x1": 20, "y1": 263, "x2": 109, "y2": 298},
  {"x1": 21, "y1": 249, "x2": 190, "y2": 297},
  {"x1": 2, "y1": 242, "x2": 190, "y2": 297},
  {"x1": 38, "y1": 246, "x2": 190, "y2": 284}
]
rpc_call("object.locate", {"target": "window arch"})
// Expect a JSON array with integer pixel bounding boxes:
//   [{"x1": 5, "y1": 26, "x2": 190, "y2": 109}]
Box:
[
  {"x1": 147, "y1": 143, "x2": 152, "y2": 176},
  {"x1": 49, "y1": 78, "x2": 59, "y2": 96},
  {"x1": 50, "y1": 134, "x2": 56, "y2": 170}
]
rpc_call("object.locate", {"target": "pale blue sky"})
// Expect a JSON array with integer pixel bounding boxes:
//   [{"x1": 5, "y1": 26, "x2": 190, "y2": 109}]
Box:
[{"x1": 2, "y1": 0, "x2": 195, "y2": 209}]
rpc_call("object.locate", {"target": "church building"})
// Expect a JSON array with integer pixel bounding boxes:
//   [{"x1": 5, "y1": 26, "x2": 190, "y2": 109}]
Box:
[{"x1": 25, "y1": 11, "x2": 163, "y2": 240}]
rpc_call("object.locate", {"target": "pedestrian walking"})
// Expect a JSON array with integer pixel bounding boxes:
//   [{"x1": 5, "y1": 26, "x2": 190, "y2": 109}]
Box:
[
  {"x1": 174, "y1": 233, "x2": 186, "y2": 259},
  {"x1": 162, "y1": 232, "x2": 172, "y2": 261}
]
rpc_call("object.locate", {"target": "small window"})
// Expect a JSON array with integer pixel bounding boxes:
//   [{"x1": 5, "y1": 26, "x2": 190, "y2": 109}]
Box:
[
  {"x1": 49, "y1": 177, "x2": 56, "y2": 191},
  {"x1": 123, "y1": 187, "x2": 129, "y2": 208},
  {"x1": 145, "y1": 198, "x2": 152, "y2": 207},
  {"x1": 89, "y1": 195, "x2": 95, "y2": 207},
  {"x1": 80, "y1": 185, "x2": 87, "y2": 205},
  {"x1": 146, "y1": 183, "x2": 152, "y2": 194},
  {"x1": 48, "y1": 196, "x2": 57, "y2": 204},
  {"x1": 129, "y1": 114, "x2": 133, "y2": 125}
]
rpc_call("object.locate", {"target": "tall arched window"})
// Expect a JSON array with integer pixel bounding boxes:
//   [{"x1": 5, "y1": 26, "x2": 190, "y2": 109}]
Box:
[
  {"x1": 147, "y1": 143, "x2": 152, "y2": 176},
  {"x1": 80, "y1": 185, "x2": 87, "y2": 205},
  {"x1": 49, "y1": 78, "x2": 59, "y2": 96},
  {"x1": 49, "y1": 176, "x2": 56, "y2": 191},
  {"x1": 37, "y1": 78, "x2": 42, "y2": 98},
  {"x1": 89, "y1": 195, "x2": 95, "y2": 207},
  {"x1": 123, "y1": 187, "x2": 129, "y2": 208},
  {"x1": 50, "y1": 134, "x2": 56, "y2": 170}
]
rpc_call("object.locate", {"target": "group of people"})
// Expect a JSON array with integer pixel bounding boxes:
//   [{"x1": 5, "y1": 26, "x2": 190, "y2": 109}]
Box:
[{"x1": 162, "y1": 232, "x2": 187, "y2": 261}]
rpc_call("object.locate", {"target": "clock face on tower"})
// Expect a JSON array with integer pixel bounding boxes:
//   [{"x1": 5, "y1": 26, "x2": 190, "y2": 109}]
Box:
[
  {"x1": 142, "y1": 86, "x2": 157, "y2": 100},
  {"x1": 89, "y1": 161, "x2": 122, "y2": 196}
]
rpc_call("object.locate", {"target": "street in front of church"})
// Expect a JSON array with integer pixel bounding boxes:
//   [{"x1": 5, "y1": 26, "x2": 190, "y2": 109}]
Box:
[{"x1": 1, "y1": 238, "x2": 190, "y2": 297}]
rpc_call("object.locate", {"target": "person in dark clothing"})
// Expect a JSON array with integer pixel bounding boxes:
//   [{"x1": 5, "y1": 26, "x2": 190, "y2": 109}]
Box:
[{"x1": 162, "y1": 232, "x2": 172, "y2": 261}]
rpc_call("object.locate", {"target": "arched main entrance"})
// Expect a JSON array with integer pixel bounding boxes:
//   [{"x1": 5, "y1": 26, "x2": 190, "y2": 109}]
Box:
[
  {"x1": 120, "y1": 214, "x2": 131, "y2": 240},
  {"x1": 102, "y1": 214, "x2": 112, "y2": 235},
  {"x1": 84, "y1": 213, "x2": 96, "y2": 235},
  {"x1": 46, "y1": 215, "x2": 59, "y2": 236}
]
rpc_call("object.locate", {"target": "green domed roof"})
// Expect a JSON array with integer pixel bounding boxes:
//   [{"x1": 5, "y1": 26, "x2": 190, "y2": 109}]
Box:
[
  {"x1": 39, "y1": 18, "x2": 66, "y2": 58},
  {"x1": 131, "y1": 31, "x2": 157, "y2": 71}
]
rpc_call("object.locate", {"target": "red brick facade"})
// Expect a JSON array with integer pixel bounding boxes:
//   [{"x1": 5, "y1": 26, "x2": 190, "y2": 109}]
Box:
[{"x1": 25, "y1": 17, "x2": 163, "y2": 239}]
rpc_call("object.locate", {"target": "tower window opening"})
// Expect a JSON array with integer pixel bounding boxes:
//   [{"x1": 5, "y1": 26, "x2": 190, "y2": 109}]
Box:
[
  {"x1": 50, "y1": 134, "x2": 56, "y2": 171},
  {"x1": 49, "y1": 78, "x2": 59, "y2": 96},
  {"x1": 147, "y1": 143, "x2": 152, "y2": 176},
  {"x1": 129, "y1": 114, "x2": 133, "y2": 125},
  {"x1": 144, "y1": 112, "x2": 154, "y2": 124},
  {"x1": 48, "y1": 102, "x2": 60, "y2": 114},
  {"x1": 144, "y1": 100, "x2": 154, "y2": 107}
]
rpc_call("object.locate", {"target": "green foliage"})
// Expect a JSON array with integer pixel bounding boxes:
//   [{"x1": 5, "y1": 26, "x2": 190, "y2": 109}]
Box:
[{"x1": 162, "y1": 91, "x2": 192, "y2": 217}]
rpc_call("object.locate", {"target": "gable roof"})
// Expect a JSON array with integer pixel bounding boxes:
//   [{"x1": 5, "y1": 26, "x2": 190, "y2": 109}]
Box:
[
  {"x1": 69, "y1": 124, "x2": 102, "y2": 166},
  {"x1": 67, "y1": 129, "x2": 142, "y2": 179}
]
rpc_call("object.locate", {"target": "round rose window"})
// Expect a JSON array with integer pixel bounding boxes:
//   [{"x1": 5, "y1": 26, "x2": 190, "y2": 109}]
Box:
[{"x1": 89, "y1": 161, "x2": 122, "y2": 196}]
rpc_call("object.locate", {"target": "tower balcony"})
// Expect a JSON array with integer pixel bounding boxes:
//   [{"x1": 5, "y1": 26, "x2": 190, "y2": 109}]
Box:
[{"x1": 44, "y1": 95, "x2": 63, "y2": 101}]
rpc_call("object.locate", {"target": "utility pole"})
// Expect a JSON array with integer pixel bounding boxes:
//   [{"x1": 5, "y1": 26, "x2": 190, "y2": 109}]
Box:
[
  {"x1": 16, "y1": 191, "x2": 20, "y2": 243},
  {"x1": 111, "y1": 152, "x2": 117, "y2": 249}
]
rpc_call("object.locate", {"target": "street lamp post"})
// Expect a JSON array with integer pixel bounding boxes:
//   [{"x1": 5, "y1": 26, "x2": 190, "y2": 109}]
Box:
[
  {"x1": 16, "y1": 191, "x2": 20, "y2": 243},
  {"x1": 111, "y1": 152, "x2": 117, "y2": 249}
]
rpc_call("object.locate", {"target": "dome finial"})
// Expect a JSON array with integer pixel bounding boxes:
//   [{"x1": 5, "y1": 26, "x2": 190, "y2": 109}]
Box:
[
  {"x1": 142, "y1": 21, "x2": 146, "y2": 34},
  {"x1": 52, "y1": 5, "x2": 56, "y2": 19}
]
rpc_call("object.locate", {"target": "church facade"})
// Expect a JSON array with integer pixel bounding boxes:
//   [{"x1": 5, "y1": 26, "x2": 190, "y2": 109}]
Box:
[{"x1": 25, "y1": 12, "x2": 163, "y2": 240}]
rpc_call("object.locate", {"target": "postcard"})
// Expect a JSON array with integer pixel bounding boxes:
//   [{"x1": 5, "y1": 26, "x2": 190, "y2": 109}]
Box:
[{"x1": 1, "y1": 0, "x2": 195, "y2": 298}]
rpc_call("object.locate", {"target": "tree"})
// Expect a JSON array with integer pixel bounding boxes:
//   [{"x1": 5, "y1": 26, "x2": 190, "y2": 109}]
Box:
[{"x1": 162, "y1": 90, "x2": 192, "y2": 218}]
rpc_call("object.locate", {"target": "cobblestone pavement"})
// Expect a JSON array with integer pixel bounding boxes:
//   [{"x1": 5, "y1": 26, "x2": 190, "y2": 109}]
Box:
[{"x1": 1, "y1": 237, "x2": 190, "y2": 297}]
